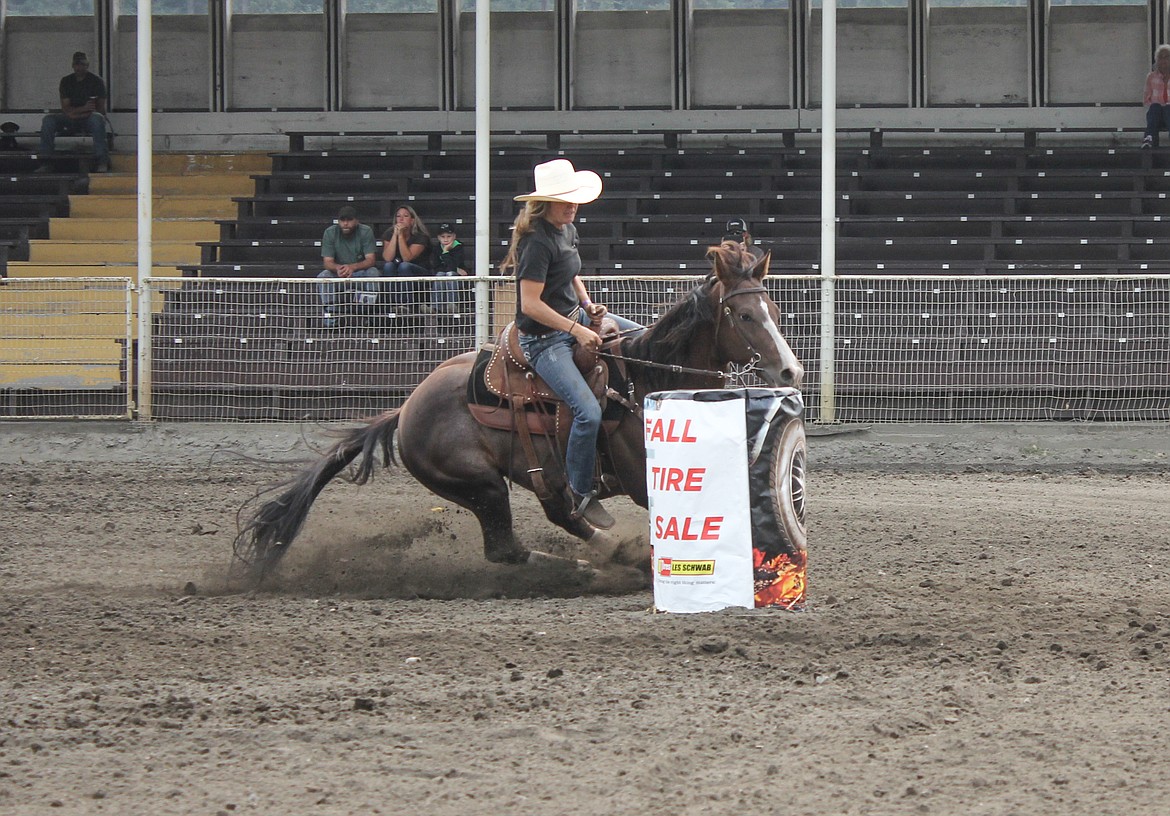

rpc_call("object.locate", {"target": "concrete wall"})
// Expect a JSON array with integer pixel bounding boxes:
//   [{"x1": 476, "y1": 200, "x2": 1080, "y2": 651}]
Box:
[
  {"x1": 0, "y1": 105, "x2": 1145, "y2": 152},
  {"x1": 928, "y1": 7, "x2": 1029, "y2": 106},
  {"x1": 574, "y1": 11, "x2": 674, "y2": 108},
  {"x1": 3, "y1": 16, "x2": 95, "y2": 111},
  {"x1": 1048, "y1": 5, "x2": 1147, "y2": 105},
  {"x1": 112, "y1": 15, "x2": 210, "y2": 111},
  {"x1": 229, "y1": 14, "x2": 325, "y2": 110},
  {"x1": 808, "y1": 8, "x2": 910, "y2": 106},
  {"x1": 458, "y1": 12, "x2": 557, "y2": 109},
  {"x1": 691, "y1": 9, "x2": 790, "y2": 108},
  {"x1": 0, "y1": 6, "x2": 1158, "y2": 116},
  {"x1": 344, "y1": 13, "x2": 442, "y2": 109}
]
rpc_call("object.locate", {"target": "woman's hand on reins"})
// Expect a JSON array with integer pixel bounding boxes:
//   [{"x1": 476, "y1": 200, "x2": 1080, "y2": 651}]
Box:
[
  {"x1": 584, "y1": 301, "x2": 608, "y2": 320},
  {"x1": 570, "y1": 323, "x2": 602, "y2": 351}
]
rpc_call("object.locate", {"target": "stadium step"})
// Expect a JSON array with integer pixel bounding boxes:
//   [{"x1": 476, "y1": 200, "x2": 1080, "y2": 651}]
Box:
[
  {"x1": 0, "y1": 338, "x2": 125, "y2": 389},
  {"x1": 28, "y1": 240, "x2": 202, "y2": 264},
  {"x1": 6, "y1": 262, "x2": 182, "y2": 278},
  {"x1": 88, "y1": 173, "x2": 257, "y2": 197},
  {"x1": 69, "y1": 195, "x2": 238, "y2": 219},
  {"x1": 0, "y1": 311, "x2": 129, "y2": 339},
  {"x1": 0, "y1": 152, "x2": 269, "y2": 397},
  {"x1": 108, "y1": 152, "x2": 271, "y2": 175},
  {"x1": 48, "y1": 217, "x2": 220, "y2": 242}
]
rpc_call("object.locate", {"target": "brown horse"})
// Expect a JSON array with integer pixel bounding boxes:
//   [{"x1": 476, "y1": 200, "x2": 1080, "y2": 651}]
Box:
[{"x1": 234, "y1": 242, "x2": 804, "y2": 576}]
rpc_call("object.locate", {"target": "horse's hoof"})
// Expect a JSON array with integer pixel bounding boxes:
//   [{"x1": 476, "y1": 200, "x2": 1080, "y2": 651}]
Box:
[
  {"x1": 527, "y1": 550, "x2": 593, "y2": 572},
  {"x1": 485, "y1": 547, "x2": 531, "y2": 565},
  {"x1": 583, "y1": 529, "x2": 622, "y2": 565}
]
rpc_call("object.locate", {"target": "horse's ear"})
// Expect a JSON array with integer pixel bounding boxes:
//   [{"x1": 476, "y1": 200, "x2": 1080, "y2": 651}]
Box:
[{"x1": 750, "y1": 249, "x2": 771, "y2": 281}]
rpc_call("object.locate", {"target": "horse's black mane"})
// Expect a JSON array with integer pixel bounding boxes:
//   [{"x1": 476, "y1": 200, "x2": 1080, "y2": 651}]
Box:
[{"x1": 621, "y1": 276, "x2": 721, "y2": 393}]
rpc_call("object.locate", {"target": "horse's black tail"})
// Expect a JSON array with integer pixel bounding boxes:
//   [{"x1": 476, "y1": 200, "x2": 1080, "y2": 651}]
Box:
[{"x1": 232, "y1": 409, "x2": 402, "y2": 580}]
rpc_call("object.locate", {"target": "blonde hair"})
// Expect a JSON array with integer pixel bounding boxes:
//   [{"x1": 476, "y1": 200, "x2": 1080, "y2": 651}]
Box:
[
  {"x1": 1156, "y1": 44, "x2": 1170, "y2": 62},
  {"x1": 394, "y1": 204, "x2": 431, "y2": 241},
  {"x1": 500, "y1": 201, "x2": 550, "y2": 272}
]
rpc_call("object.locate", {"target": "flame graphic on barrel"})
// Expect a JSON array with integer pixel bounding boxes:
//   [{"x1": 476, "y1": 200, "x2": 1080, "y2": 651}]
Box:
[{"x1": 753, "y1": 548, "x2": 806, "y2": 610}]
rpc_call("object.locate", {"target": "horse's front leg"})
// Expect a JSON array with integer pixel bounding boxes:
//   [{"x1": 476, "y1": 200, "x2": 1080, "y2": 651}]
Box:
[{"x1": 466, "y1": 489, "x2": 530, "y2": 564}]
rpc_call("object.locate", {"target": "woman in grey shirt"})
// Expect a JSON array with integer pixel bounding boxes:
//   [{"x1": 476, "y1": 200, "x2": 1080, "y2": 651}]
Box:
[{"x1": 500, "y1": 159, "x2": 638, "y2": 530}]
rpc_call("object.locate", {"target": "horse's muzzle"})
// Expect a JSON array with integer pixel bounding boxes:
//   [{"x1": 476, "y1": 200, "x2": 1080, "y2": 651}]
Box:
[{"x1": 769, "y1": 361, "x2": 804, "y2": 390}]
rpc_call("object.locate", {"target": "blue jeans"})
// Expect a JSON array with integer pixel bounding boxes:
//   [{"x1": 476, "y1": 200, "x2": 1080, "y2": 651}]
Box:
[
  {"x1": 1147, "y1": 104, "x2": 1170, "y2": 146},
  {"x1": 431, "y1": 271, "x2": 462, "y2": 309},
  {"x1": 39, "y1": 112, "x2": 109, "y2": 162},
  {"x1": 518, "y1": 309, "x2": 642, "y2": 497},
  {"x1": 317, "y1": 268, "x2": 380, "y2": 310},
  {"x1": 383, "y1": 260, "x2": 429, "y2": 312},
  {"x1": 604, "y1": 311, "x2": 644, "y2": 334}
]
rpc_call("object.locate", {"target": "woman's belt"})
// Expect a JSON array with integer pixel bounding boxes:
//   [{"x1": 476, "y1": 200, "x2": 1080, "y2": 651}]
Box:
[{"x1": 520, "y1": 305, "x2": 582, "y2": 338}]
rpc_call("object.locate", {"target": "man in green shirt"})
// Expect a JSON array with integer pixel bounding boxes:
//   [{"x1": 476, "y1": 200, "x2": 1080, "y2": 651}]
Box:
[{"x1": 316, "y1": 205, "x2": 378, "y2": 328}]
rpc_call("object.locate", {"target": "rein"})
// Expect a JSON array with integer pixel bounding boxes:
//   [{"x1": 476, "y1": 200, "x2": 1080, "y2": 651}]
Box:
[{"x1": 598, "y1": 348, "x2": 729, "y2": 381}]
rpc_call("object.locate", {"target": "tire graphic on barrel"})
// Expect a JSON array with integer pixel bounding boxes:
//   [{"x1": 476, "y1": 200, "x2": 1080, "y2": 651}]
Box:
[{"x1": 768, "y1": 415, "x2": 807, "y2": 554}]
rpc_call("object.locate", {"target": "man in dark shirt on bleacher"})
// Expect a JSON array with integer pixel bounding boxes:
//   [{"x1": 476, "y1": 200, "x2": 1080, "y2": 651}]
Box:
[
  {"x1": 317, "y1": 205, "x2": 378, "y2": 328},
  {"x1": 36, "y1": 52, "x2": 110, "y2": 174}
]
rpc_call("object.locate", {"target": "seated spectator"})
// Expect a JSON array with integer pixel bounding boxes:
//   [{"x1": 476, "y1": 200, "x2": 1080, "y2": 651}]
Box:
[
  {"x1": 316, "y1": 205, "x2": 379, "y2": 328},
  {"x1": 1144, "y1": 44, "x2": 1170, "y2": 148},
  {"x1": 430, "y1": 222, "x2": 469, "y2": 314},
  {"x1": 36, "y1": 52, "x2": 110, "y2": 173},
  {"x1": 723, "y1": 217, "x2": 753, "y2": 248},
  {"x1": 381, "y1": 205, "x2": 432, "y2": 315}
]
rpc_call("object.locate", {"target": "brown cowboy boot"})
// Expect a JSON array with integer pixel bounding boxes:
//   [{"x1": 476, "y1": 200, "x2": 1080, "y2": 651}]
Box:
[{"x1": 568, "y1": 487, "x2": 615, "y2": 530}]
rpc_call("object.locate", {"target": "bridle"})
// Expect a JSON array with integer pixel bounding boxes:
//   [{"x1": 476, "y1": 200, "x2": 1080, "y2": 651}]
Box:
[{"x1": 714, "y1": 281, "x2": 770, "y2": 385}]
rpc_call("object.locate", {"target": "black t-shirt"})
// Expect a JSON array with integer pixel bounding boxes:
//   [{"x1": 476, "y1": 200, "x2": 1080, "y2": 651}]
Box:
[
  {"x1": 514, "y1": 218, "x2": 582, "y2": 335},
  {"x1": 381, "y1": 229, "x2": 432, "y2": 269},
  {"x1": 59, "y1": 73, "x2": 107, "y2": 108}
]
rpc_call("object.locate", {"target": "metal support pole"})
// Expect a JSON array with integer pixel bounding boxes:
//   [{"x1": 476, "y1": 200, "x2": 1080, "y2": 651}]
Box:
[
  {"x1": 474, "y1": 0, "x2": 491, "y2": 346},
  {"x1": 819, "y1": 0, "x2": 837, "y2": 424},
  {"x1": 135, "y1": 0, "x2": 154, "y2": 420}
]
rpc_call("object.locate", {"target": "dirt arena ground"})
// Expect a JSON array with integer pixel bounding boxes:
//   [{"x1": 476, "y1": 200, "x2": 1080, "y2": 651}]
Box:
[{"x1": 3, "y1": 420, "x2": 1170, "y2": 815}]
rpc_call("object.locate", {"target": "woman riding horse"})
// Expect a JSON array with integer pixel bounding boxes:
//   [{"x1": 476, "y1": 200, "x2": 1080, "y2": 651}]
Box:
[
  {"x1": 500, "y1": 159, "x2": 640, "y2": 531},
  {"x1": 233, "y1": 241, "x2": 804, "y2": 577}
]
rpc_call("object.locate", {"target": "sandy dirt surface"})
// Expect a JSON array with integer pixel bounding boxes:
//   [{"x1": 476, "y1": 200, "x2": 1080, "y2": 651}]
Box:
[{"x1": 3, "y1": 420, "x2": 1170, "y2": 815}]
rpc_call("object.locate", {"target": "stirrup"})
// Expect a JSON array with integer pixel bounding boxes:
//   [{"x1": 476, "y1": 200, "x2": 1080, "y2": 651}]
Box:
[{"x1": 568, "y1": 488, "x2": 615, "y2": 530}]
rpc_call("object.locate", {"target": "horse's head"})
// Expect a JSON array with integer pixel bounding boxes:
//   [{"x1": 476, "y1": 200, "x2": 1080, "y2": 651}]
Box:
[{"x1": 707, "y1": 242, "x2": 805, "y2": 389}]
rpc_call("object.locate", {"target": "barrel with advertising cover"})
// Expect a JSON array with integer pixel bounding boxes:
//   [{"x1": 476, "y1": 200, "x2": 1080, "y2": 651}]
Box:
[{"x1": 644, "y1": 387, "x2": 806, "y2": 612}]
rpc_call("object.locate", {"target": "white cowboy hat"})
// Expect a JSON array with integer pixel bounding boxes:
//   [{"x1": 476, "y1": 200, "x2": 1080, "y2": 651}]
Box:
[{"x1": 514, "y1": 159, "x2": 603, "y2": 204}]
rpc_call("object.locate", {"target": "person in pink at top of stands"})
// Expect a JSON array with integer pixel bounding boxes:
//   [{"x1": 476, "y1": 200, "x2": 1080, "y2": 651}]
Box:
[{"x1": 1142, "y1": 44, "x2": 1170, "y2": 148}]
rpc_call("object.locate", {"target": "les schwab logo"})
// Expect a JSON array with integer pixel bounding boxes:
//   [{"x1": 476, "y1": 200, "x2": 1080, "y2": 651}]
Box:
[{"x1": 657, "y1": 558, "x2": 715, "y2": 577}]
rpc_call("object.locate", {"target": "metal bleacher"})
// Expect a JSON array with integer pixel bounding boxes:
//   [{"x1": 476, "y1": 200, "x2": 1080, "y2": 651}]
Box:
[
  {"x1": 0, "y1": 152, "x2": 91, "y2": 273},
  {"x1": 182, "y1": 143, "x2": 1170, "y2": 277},
  {"x1": 150, "y1": 139, "x2": 1170, "y2": 420}
]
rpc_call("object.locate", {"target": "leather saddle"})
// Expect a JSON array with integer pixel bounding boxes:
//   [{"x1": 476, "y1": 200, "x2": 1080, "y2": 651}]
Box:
[{"x1": 468, "y1": 319, "x2": 617, "y2": 438}]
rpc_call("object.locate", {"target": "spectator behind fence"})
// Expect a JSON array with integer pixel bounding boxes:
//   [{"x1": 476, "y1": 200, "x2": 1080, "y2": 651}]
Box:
[
  {"x1": 1143, "y1": 44, "x2": 1170, "y2": 148},
  {"x1": 381, "y1": 205, "x2": 432, "y2": 315},
  {"x1": 316, "y1": 205, "x2": 378, "y2": 328},
  {"x1": 430, "y1": 222, "x2": 469, "y2": 314},
  {"x1": 36, "y1": 51, "x2": 110, "y2": 173},
  {"x1": 722, "y1": 217, "x2": 753, "y2": 249}
]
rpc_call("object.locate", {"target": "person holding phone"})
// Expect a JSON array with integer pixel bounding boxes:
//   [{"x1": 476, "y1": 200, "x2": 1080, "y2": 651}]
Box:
[{"x1": 36, "y1": 51, "x2": 110, "y2": 173}]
